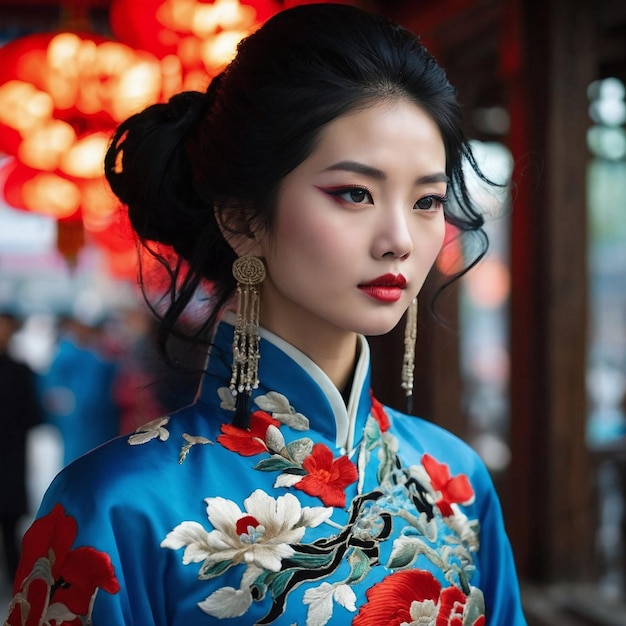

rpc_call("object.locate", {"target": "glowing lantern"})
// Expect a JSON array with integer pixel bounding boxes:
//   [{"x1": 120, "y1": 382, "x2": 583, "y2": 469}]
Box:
[
  {"x1": 110, "y1": 0, "x2": 281, "y2": 84},
  {"x1": 0, "y1": 158, "x2": 81, "y2": 219},
  {"x1": 0, "y1": 30, "x2": 172, "y2": 264}
]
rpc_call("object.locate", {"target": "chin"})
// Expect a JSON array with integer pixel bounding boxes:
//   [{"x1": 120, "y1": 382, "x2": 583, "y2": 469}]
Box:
[{"x1": 351, "y1": 315, "x2": 405, "y2": 338}]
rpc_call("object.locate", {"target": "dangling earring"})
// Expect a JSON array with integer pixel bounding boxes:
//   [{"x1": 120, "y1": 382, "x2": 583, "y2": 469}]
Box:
[
  {"x1": 401, "y1": 298, "x2": 418, "y2": 414},
  {"x1": 230, "y1": 255, "x2": 266, "y2": 429}
]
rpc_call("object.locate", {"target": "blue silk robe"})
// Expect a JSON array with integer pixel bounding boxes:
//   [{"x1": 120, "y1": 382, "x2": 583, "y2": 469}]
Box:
[{"x1": 7, "y1": 318, "x2": 526, "y2": 625}]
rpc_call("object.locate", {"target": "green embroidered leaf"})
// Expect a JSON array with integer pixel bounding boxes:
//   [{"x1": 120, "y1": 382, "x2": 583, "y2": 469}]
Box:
[
  {"x1": 198, "y1": 558, "x2": 233, "y2": 580},
  {"x1": 387, "y1": 539, "x2": 419, "y2": 569},
  {"x1": 377, "y1": 441, "x2": 396, "y2": 483},
  {"x1": 346, "y1": 548, "x2": 371, "y2": 584},
  {"x1": 268, "y1": 569, "x2": 296, "y2": 598},
  {"x1": 282, "y1": 467, "x2": 307, "y2": 476},
  {"x1": 288, "y1": 550, "x2": 335, "y2": 569},
  {"x1": 286, "y1": 438, "x2": 314, "y2": 464},
  {"x1": 388, "y1": 535, "x2": 446, "y2": 573},
  {"x1": 251, "y1": 571, "x2": 270, "y2": 601},
  {"x1": 254, "y1": 455, "x2": 299, "y2": 472}
]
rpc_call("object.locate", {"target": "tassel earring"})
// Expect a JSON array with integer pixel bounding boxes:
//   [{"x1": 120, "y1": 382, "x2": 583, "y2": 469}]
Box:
[
  {"x1": 401, "y1": 298, "x2": 418, "y2": 414},
  {"x1": 230, "y1": 255, "x2": 266, "y2": 429}
]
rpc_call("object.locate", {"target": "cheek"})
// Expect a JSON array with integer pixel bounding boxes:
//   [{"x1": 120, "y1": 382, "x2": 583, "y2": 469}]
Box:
[
  {"x1": 414, "y1": 216, "x2": 447, "y2": 265},
  {"x1": 275, "y1": 207, "x2": 353, "y2": 263}
]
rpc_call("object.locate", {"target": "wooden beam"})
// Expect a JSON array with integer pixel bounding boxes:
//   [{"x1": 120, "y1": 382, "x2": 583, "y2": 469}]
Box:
[{"x1": 506, "y1": 0, "x2": 595, "y2": 582}]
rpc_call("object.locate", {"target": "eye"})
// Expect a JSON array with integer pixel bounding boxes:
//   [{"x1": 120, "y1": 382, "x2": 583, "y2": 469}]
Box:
[
  {"x1": 415, "y1": 194, "x2": 447, "y2": 212},
  {"x1": 323, "y1": 186, "x2": 373, "y2": 205}
]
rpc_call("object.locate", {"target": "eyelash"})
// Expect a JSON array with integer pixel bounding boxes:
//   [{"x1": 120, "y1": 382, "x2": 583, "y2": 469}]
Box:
[
  {"x1": 322, "y1": 186, "x2": 448, "y2": 212},
  {"x1": 416, "y1": 194, "x2": 448, "y2": 212},
  {"x1": 323, "y1": 186, "x2": 374, "y2": 205}
]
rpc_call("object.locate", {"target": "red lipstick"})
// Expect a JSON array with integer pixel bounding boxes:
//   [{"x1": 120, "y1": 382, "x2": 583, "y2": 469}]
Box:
[{"x1": 358, "y1": 274, "x2": 406, "y2": 303}]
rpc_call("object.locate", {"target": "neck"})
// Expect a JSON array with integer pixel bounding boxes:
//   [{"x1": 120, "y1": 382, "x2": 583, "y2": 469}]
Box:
[{"x1": 259, "y1": 312, "x2": 359, "y2": 394}]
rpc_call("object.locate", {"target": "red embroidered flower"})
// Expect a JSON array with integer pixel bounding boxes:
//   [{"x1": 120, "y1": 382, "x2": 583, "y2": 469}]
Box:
[
  {"x1": 438, "y1": 585, "x2": 486, "y2": 626},
  {"x1": 370, "y1": 391, "x2": 390, "y2": 432},
  {"x1": 7, "y1": 503, "x2": 119, "y2": 626},
  {"x1": 218, "y1": 410, "x2": 281, "y2": 456},
  {"x1": 294, "y1": 443, "x2": 358, "y2": 508},
  {"x1": 422, "y1": 454, "x2": 475, "y2": 517},
  {"x1": 353, "y1": 570, "x2": 484, "y2": 626}
]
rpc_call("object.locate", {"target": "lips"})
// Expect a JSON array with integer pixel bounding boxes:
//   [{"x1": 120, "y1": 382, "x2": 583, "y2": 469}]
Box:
[{"x1": 358, "y1": 273, "x2": 407, "y2": 302}]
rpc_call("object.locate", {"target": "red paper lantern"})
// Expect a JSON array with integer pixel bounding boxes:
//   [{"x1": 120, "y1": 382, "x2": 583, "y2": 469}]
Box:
[
  {"x1": 0, "y1": 158, "x2": 82, "y2": 220},
  {"x1": 0, "y1": 29, "x2": 168, "y2": 265},
  {"x1": 110, "y1": 0, "x2": 281, "y2": 85}
]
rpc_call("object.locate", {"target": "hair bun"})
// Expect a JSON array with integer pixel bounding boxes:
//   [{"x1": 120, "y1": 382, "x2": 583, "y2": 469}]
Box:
[
  {"x1": 166, "y1": 90, "x2": 209, "y2": 127},
  {"x1": 104, "y1": 90, "x2": 213, "y2": 254}
]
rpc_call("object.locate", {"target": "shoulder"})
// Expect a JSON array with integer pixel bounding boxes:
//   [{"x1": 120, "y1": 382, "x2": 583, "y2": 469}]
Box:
[{"x1": 39, "y1": 404, "x2": 228, "y2": 517}]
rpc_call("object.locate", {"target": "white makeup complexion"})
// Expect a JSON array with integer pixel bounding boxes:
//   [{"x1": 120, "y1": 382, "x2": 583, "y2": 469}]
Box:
[{"x1": 240, "y1": 98, "x2": 448, "y2": 392}]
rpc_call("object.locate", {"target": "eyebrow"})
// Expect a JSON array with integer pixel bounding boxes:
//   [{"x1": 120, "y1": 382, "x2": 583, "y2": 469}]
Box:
[{"x1": 323, "y1": 160, "x2": 450, "y2": 185}]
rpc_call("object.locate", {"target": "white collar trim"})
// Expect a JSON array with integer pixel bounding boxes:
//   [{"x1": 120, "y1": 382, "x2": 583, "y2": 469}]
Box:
[{"x1": 222, "y1": 311, "x2": 369, "y2": 452}]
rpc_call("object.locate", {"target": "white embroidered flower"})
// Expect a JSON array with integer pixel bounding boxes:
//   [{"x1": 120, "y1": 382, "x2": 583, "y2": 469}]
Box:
[
  {"x1": 303, "y1": 582, "x2": 357, "y2": 626},
  {"x1": 254, "y1": 391, "x2": 310, "y2": 430},
  {"x1": 161, "y1": 490, "x2": 332, "y2": 574},
  {"x1": 128, "y1": 416, "x2": 170, "y2": 445},
  {"x1": 405, "y1": 598, "x2": 437, "y2": 625}
]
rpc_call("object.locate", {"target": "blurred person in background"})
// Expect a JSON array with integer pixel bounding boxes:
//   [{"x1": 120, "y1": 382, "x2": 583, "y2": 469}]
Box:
[
  {"x1": 0, "y1": 311, "x2": 42, "y2": 582},
  {"x1": 112, "y1": 306, "x2": 168, "y2": 434},
  {"x1": 111, "y1": 305, "x2": 205, "y2": 434},
  {"x1": 39, "y1": 314, "x2": 121, "y2": 466}
]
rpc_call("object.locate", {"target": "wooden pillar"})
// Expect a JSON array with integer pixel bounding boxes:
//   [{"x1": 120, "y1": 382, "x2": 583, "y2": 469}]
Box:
[{"x1": 505, "y1": 0, "x2": 595, "y2": 582}]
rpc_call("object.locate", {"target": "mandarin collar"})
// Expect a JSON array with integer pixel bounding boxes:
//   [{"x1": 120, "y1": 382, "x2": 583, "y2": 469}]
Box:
[{"x1": 198, "y1": 314, "x2": 372, "y2": 454}]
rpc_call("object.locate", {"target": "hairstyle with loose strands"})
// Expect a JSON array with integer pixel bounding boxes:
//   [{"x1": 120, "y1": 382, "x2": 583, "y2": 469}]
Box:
[{"x1": 104, "y1": 3, "x2": 489, "y2": 362}]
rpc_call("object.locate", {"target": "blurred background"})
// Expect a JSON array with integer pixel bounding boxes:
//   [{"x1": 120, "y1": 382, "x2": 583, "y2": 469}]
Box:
[{"x1": 0, "y1": 0, "x2": 624, "y2": 624}]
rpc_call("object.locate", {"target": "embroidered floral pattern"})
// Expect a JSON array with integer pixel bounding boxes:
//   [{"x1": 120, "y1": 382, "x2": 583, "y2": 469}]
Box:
[
  {"x1": 179, "y1": 432, "x2": 213, "y2": 463},
  {"x1": 6, "y1": 503, "x2": 119, "y2": 626},
  {"x1": 128, "y1": 415, "x2": 171, "y2": 445},
  {"x1": 218, "y1": 410, "x2": 281, "y2": 456},
  {"x1": 421, "y1": 453, "x2": 475, "y2": 517},
  {"x1": 161, "y1": 490, "x2": 332, "y2": 618},
  {"x1": 161, "y1": 389, "x2": 484, "y2": 625},
  {"x1": 218, "y1": 393, "x2": 358, "y2": 508},
  {"x1": 294, "y1": 443, "x2": 359, "y2": 507},
  {"x1": 303, "y1": 582, "x2": 357, "y2": 626},
  {"x1": 353, "y1": 569, "x2": 485, "y2": 626},
  {"x1": 370, "y1": 391, "x2": 390, "y2": 432}
]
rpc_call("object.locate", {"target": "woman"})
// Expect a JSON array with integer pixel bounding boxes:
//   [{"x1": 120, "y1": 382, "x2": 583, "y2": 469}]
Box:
[{"x1": 6, "y1": 4, "x2": 526, "y2": 624}]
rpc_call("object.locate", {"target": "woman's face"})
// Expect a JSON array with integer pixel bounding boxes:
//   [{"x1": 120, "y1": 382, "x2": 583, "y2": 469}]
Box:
[{"x1": 253, "y1": 98, "x2": 447, "y2": 345}]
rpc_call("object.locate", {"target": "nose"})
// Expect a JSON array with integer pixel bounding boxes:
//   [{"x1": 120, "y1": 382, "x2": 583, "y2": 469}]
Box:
[{"x1": 372, "y1": 202, "x2": 413, "y2": 260}]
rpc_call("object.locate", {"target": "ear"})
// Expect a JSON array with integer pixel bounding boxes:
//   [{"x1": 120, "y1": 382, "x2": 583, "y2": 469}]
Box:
[{"x1": 215, "y1": 204, "x2": 264, "y2": 257}]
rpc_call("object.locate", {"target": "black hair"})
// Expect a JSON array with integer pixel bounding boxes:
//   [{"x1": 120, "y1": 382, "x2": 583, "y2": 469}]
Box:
[{"x1": 104, "y1": 3, "x2": 488, "y2": 358}]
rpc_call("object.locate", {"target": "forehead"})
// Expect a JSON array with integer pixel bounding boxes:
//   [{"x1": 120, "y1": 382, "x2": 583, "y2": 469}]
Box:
[{"x1": 307, "y1": 98, "x2": 446, "y2": 168}]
